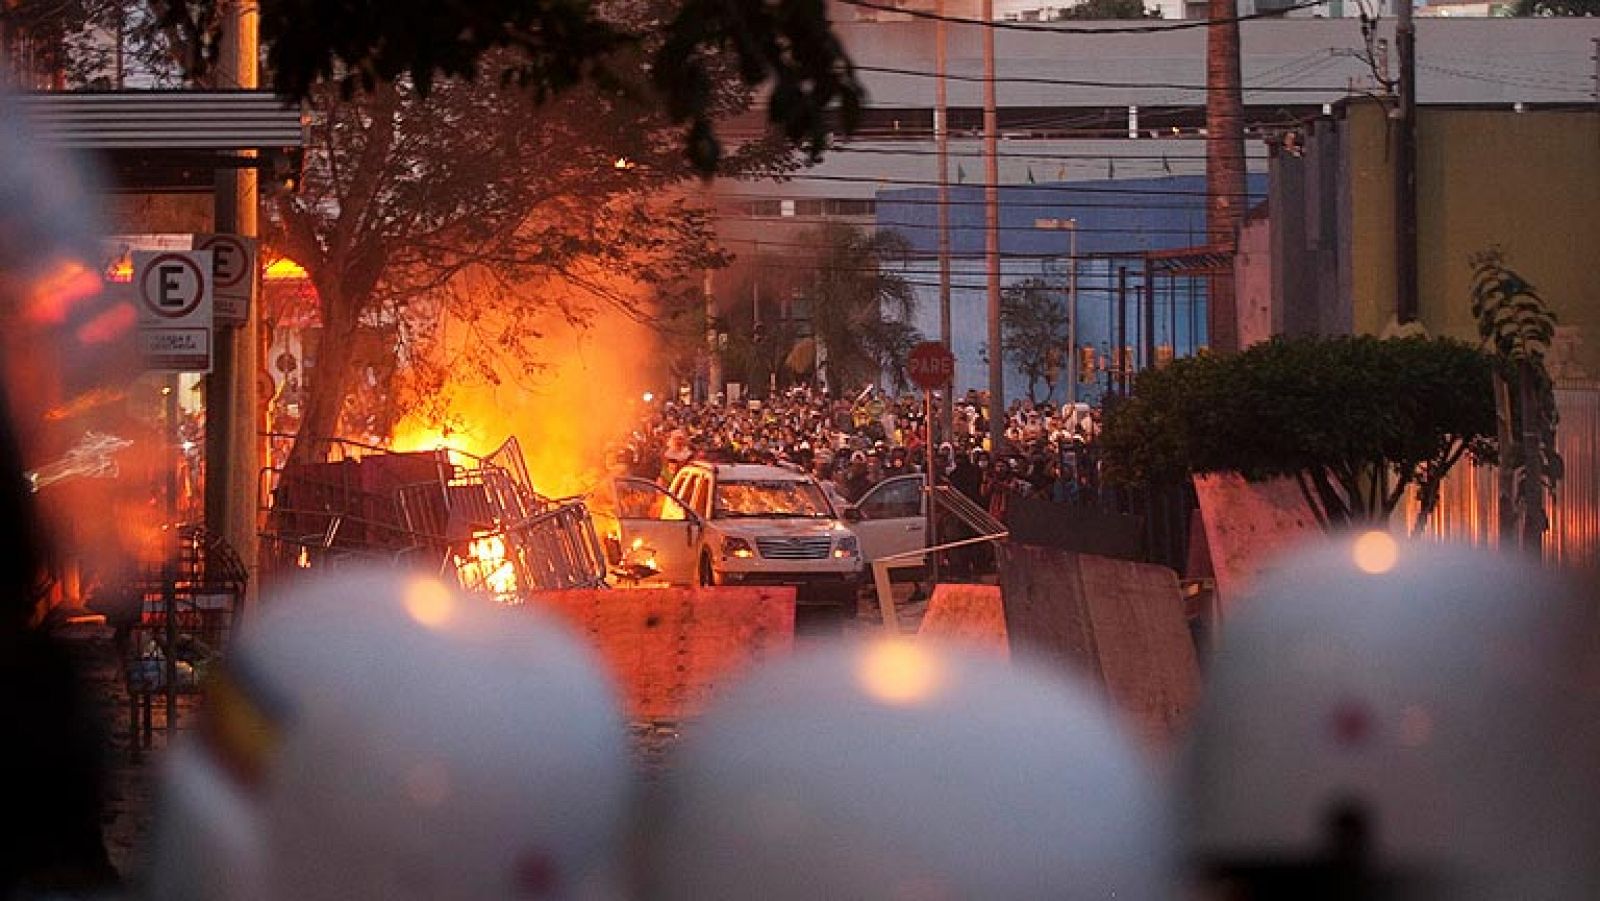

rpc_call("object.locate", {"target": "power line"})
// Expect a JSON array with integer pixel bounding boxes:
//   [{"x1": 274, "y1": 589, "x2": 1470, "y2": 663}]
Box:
[
  {"x1": 714, "y1": 194, "x2": 1222, "y2": 213},
  {"x1": 716, "y1": 222, "x2": 1210, "y2": 240},
  {"x1": 1426, "y1": 52, "x2": 1594, "y2": 85},
  {"x1": 1416, "y1": 62, "x2": 1594, "y2": 95},
  {"x1": 715, "y1": 195, "x2": 1218, "y2": 212},
  {"x1": 836, "y1": 0, "x2": 1324, "y2": 34},
  {"x1": 707, "y1": 236, "x2": 1214, "y2": 261},
  {"x1": 728, "y1": 171, "x2": 1267, "y2": 197},
  {"x1": 818, "y1": 144, "x2": 1268, "y2": 162},
  {"x1": 713, "y1": 103, "x2": 1325, "y2": 142},
  {"x1": 853, "y1": 63, "x2": 1352, "y2": 93}
]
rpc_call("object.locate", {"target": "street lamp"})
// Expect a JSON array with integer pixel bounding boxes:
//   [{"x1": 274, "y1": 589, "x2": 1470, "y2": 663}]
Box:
[{"x1": 1033, "y1": 217, "x2": 1078, "y2": 404}]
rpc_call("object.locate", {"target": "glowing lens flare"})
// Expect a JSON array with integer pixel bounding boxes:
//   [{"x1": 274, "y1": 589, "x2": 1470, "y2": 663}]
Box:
[
  {"x1": 857, "y1": 640, "x2": 942, "y2": 706},
  {"x1": 1352, "y1": 530, "x2": 1399, "y2": 575},
  {"x1": 404, "y1": 578, "x2": 457, "y2": 627}
]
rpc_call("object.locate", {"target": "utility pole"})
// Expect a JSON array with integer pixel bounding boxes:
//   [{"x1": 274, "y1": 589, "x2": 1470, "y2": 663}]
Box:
[
  {"x1": 752, "y1": 241, "x2": 763, "y2": 396},
  {"x1": 1205, "y1": 0, "x2": 1245, "y2": 353},
  {"x1": 1116, "y1": 265, "x2": 1129, "y2": 394},
  {"x1": 1142, "y1": 256, "x2": 1156, "y2": 372},
  {"x1": 936, "y1": 0, "x2": 954, "y2": 443},
  {"x1": 705, "y1": 270, "x2": 722, "y2": 403},
  {"x1": 1591, "y1": 38, "x2": 1598, "y2": 147},
  {"x1": 983, "y1": 0, "x2": 1004, "y2": 452},
  {"x1": 1395, "y1": 0, "x2": 1419, "y2": 323},
  {"x1": 206, "y1": 0, "x2": 259, "y2": 607}
]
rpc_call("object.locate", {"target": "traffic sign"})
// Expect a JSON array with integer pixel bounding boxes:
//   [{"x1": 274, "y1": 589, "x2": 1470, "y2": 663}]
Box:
[
  {"x1": 193, "y1": 233, "x2": 256, "y2": 325},
  {"x1": 906, "y1": 340, "x2": 955, "y2": 391},
  {"x1": 135, "y1": 250, "x2": 213, "y2": 372}
]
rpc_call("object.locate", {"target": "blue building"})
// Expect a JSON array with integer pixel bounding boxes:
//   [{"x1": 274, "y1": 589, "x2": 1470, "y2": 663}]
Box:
[{"x1": 875, "y1": 174, "x2": 1267, "y2": 404}]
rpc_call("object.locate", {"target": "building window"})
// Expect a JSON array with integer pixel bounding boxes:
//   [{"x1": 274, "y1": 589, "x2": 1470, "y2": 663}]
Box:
[{"x1": 827, "y1": 198, "x2": 877, "y2": 217}]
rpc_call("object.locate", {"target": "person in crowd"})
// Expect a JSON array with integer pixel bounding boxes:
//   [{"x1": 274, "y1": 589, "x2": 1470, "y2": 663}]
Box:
[
  {"x1": 627, "y1": 387, "x2": 1105, "y2": 518},
  {"x1": 841, "y1": 452, "x2": 873, "y2": 504},
  {"x1": 864, "y1": 449, "x2": 885, "y2": 488},
  {"x1": 660, "y1": 429, "x2": 691, "y2": 483},
  {"x1": 983, "y1": 457, "x2": 1012, "y2": 523}
]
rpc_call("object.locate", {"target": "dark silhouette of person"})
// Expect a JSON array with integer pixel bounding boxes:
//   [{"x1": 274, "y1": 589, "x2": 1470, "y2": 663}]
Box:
[{"x1": 0, "y1": 388, "x2": 121, "y2": 895}]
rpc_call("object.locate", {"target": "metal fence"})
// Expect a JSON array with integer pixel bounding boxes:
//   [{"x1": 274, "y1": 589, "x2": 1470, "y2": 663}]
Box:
[{"x1": 1409, "y1": 380, "x2": 1600, "y2": 571}]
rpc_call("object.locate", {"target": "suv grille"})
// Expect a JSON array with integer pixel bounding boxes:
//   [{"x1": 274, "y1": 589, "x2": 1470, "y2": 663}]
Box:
[{"x1": 755, "y1": 537, "x2": 833, "y2": 560}]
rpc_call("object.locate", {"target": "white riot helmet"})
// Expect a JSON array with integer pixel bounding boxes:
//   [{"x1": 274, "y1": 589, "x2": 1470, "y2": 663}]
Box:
[
  {"x1": 642, "y1": 639, "x2": 1174, "y2": 900},
  {"x1": 149, "y1": 568, "x2": 633, "y2": 901},
  {"x1": 1179, "y1": 533, "x2": 1600, "y2": 900}
]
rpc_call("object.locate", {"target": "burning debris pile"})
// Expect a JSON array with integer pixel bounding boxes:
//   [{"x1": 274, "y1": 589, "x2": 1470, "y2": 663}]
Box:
[{"x1": 261, "y1": 435, "x2": 609, "y2": 600}]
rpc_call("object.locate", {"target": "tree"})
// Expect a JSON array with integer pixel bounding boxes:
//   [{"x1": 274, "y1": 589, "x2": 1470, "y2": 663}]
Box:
[
  {"x1": 271, "y1": 47, "x2": 781, "y2": 466},
  {"x1": 1205, "y1": 0, "x2": 1245, "y2": 355},
  {"x1": 1099, "y1": 335, "x2": 1498, "y2": 534},
  {"x1": 1056, "y1": 0, "x2": 1161, "y2": 19},
  {"x1": 1000, "y1": 277, "x2": 1071, "y2": 403},
  {"x1": 149, "y1": 0, "x2": 864, "y2": 172},
  {"x1": 789, "y1": 223, "x2": 921, "y2": 396},
  {"x1": 1512, "y1": 0, "x2": 1599, "y2": 14},
  {"x1": 1469, "y1": 249, "x2": 1562, "y2": 552}
]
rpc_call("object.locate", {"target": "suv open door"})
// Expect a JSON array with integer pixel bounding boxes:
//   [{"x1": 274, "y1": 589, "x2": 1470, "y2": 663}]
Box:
[
  {"x1": 847, "y1": 474, "x2": 926, "y2": 565},
  {"x1": 612, "y1": 477, "x2": 698, "y2": 584}
]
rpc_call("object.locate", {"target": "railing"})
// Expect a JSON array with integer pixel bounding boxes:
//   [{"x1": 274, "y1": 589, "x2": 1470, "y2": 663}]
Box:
[
  {"x1": 1406, "y1": 381, "x2": 1600, "y2": 571},
  {"x1": 257, "y1": 432, "x2": 607, "y2": 597},
  {"x1": 872, "y1": 532, "x2": 1010, "y2": 635}
]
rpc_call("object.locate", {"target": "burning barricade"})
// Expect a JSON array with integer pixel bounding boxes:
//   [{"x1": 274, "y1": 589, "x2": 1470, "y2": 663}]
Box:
[{"x1": 261, "y1": 435, "x2": 610, "y2": 601}]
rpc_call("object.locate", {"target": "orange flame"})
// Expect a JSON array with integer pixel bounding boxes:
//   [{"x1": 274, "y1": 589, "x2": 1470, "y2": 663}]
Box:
[{"x1": 390, "y1": 287, "x2": 665, "y2": 502}]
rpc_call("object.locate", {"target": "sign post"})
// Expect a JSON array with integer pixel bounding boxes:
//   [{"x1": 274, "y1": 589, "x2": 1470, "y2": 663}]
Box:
[
  {"x1": 907, "y1": 341, "x2": 956, "y2": 585},
  {"x1": 193, "y1": 233, "x2": 256, "y2": 325},
  {"x1": 135, "y1": 250, "x2": 214, "y2": 372},
  {"x1": 134, "y1": 250, "x2": 211, "y2": 737}
]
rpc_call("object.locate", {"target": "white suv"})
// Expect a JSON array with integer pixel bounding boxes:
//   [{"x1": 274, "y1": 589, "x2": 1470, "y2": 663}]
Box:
[{"x1": 608, "y1": 463, "x2": 862, "y2": 607}]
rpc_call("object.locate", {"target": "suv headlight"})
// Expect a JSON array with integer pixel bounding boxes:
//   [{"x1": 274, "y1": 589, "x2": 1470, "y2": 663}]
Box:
[
  {"x1": 833, "y1": 535, "x2": 860, "y2": 558},
  {"x1": 722, "y1": 536, "x2": 756, "y2": 560}
]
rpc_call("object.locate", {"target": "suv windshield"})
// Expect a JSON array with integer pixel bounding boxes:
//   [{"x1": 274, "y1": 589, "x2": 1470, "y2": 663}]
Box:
[{"x1": 713, "y1": 480, "x2": 833, "y2": 519}]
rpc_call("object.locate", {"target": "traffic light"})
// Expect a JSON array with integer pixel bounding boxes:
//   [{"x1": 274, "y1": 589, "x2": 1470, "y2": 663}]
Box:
[{"x1": 1078, "y1": 345, "x2": 1096, "y2": 384}]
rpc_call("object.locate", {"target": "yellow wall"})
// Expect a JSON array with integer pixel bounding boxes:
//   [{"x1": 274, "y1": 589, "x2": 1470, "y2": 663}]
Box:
[{"x1": 1346, "y1": 102, "x2": 1600, "y2": 371}]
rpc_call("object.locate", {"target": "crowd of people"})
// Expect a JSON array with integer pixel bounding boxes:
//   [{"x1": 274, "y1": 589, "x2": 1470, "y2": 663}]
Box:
[{"x1": 612, "y1": 387, "x2": 1106, "y2": 522}]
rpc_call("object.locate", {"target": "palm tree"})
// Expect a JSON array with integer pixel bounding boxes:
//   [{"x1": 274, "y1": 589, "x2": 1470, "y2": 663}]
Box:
[
  {"x1": 791, "y1": 223, "x2": 922, "y2": 395},
  {"x1": 1205, "y1": 0, "x2": 1245, "y2": 354}
]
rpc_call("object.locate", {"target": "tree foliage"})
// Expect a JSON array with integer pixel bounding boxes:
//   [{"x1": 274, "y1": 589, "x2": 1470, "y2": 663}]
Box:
[
  {"x1": 149, "y1": 0, "x2": 864, "y2": 172},
  {"x1": 1000, "y1": 277, "x2": 1071, "y2": 403},
  {"x1": 271, "y1": 46, "x2": 775, "y2": 464},
  {"x1": 0, "y1": 0, "x2": 195, "y2": 86},
  {"x1": 1099, "y1": 335, "x2": 1498, "y2": 533},
  {"x1": 1469, "y1": 248, "x2": 1562, "y2": 549},
  {"x1": 1056, "y1": 0, "x2": 1162, "y2": 19},
  {"x1": 790, "y1": 223, "x2": 921, "y2": 396},
  {"x1": 1512, "y1": 0, "x2": 1599, "y2": 15}
]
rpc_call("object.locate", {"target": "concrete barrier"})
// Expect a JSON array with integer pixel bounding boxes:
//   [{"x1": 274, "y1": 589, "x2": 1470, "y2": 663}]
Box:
[
  {"x1": 1192, "y1": 472, "x2": 1322, "y2": 615},
  {"x1": 999, "y1": 545, "x2": 1200, "y2": 748},
  {"x1": 917, "y1": 583, "x2": 1008, "y2": 657},
  {"x1": 527, "y1": 586, "x2": 796, "y2": 721}
]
